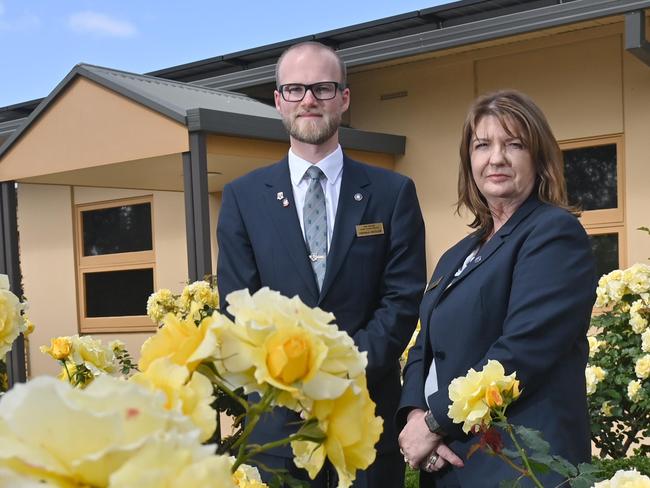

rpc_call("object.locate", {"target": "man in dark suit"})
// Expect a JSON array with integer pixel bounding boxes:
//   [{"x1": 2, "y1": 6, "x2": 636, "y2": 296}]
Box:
[{"x1": 217, "y1": 41, "x2": 426, "y2": 487}]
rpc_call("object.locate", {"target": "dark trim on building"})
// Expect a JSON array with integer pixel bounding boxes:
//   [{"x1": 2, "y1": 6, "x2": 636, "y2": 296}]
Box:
[
  {"x1": 0, "y1": 182, "x2": 26, "y2": 386},
  {"x1": 183, "y1": 133, "x2": 212, "y2": 282},
  {"x1": 187, "y1": 108, "x2": 406, "y2": 155},
  {"x1": 625, "y1": 10, "x2": 650, "y2": 66}
]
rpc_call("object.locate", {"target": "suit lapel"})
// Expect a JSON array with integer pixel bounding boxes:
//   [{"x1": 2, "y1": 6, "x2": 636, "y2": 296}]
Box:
[
  {"x1": 442, "y1": 195, "x2": 543, "y2": 294},
  {"x1": 425, "y1": 233, "x2": 480, "y2": 311},
  {"x1": 319, "y1": 157, "x2": 370, "y2": 302},
  {"x1": 263, "y1": 159, "x2": 319, "y2": 298}
]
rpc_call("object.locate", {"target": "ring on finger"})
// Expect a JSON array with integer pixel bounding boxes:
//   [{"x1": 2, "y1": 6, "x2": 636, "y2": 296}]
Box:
[{"x1": 428, "y1": 453, "x2": 439, "y2": 466}]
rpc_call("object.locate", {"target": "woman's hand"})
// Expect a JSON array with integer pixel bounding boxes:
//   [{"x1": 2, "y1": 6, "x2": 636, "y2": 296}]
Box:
[{"x1": 398, "y1": 409, "x2": 464, "y2": 471}]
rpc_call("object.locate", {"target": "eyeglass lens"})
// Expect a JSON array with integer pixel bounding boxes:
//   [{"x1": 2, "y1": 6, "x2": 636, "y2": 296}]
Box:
[{"x1": 280, "y1": 82, "x2": 338, "y2": 101}]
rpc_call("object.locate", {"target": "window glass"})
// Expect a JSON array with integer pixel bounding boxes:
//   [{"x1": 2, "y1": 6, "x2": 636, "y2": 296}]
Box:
[
  {"x1": 563, "y1": 144, "x2": 617, "y2": 211},
  {"x1": 84, "y1": 269, "x2": 153, "y2": 317},
  {"x1": 589, "y1": 233, "x2": 619, "y2": 280},
  {"x1": 82, "y1": 203, "x2": 152, "y2": 256}
]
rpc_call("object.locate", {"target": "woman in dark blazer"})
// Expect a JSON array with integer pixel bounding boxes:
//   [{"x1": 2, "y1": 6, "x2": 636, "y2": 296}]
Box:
[{"x1": 398, "y1": 90, "x2": 596, "y2": 487}]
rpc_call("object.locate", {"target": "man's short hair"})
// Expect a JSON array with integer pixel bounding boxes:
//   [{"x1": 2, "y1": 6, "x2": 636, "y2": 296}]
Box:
[{"x1": 275, "y1": 41, "x2": 347, "y2": 88}]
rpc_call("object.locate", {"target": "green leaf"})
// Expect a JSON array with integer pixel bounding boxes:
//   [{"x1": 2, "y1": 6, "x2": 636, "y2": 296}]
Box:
[
  {"x1": 604, "y1": 389, "x2": 622, "y2": 401},
  {"x1": 548, "y1": 455, "x2": 578, "y2": 477},
  {"x1": 501, "y1": 448, "x2": 521, "y2": 459},
  {"x1": 570, "y1": 475, "x2": 600, "y2": 488},
  {"x1": 513, "y1": 425, "x2": 550, "y2": 454},
  {"x1": 528, "y1": 460, "x2": 551, "y2": 475},
  {"x1": 294, "y1": 418, "x2": 326, "y2": 443},
  {"x1": 577, "y1": 463, "x2": 602, "y2": 476}
]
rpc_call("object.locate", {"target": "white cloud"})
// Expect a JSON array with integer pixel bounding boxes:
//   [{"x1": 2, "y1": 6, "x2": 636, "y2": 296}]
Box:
[{"x1": 68, "y1": 11, "x2": 136, "y2": 38}]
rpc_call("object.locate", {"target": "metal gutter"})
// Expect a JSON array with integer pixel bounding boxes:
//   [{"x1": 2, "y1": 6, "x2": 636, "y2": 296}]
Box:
[
  {"x1": 625, "y1": 10, "x2": 650, "y2": 66},
  {"x1": 196, "y1": 0, "x2": 650, "y2": 91}
]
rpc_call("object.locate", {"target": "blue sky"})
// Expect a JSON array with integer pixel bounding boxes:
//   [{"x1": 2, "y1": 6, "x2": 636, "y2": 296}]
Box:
[{"x1": 0, "y1": 0, "x2": 451, "y2": 108}]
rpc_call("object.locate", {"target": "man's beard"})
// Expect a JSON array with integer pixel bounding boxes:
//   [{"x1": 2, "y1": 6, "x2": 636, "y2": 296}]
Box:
[{"x1": 282, "y1": 111, "x2": 341, "y2": 145}]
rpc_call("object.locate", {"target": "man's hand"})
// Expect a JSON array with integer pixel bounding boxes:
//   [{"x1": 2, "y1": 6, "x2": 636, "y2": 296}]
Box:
[{"x1": 398, "y1": 409, "x2": 464, "y2": 471}]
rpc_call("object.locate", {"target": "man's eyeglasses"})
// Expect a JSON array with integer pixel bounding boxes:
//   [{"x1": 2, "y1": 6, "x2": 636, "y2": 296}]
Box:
[{"x1": 277, "y1": 82, "x2": 344, "y2": 102}]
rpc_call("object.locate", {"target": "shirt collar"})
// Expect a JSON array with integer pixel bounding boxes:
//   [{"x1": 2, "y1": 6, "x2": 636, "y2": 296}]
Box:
[{"x1": 288, "y1": 145, "x2": 344, "y2": 186}]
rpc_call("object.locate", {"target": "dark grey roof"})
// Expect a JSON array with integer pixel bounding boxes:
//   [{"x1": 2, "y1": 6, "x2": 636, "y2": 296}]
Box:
[
  {"x1": 79, "y1": 64, "x2": 280, "y2": 122},
  {"x1": 0, "y1": 63, "x2": 406, "y2": 159},
  {"x1": 150, "y1": 0, "x2": 566, "y2": 83}
]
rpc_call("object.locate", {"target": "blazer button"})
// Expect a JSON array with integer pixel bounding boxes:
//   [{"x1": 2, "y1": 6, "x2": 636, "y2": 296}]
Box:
[{"x1": 432, "y1": 350, "x2": 446, "y2": 360}]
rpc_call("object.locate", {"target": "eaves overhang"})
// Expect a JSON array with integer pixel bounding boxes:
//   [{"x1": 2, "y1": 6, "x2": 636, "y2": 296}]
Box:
[
  {"x1": 194, "y1": 0, "x2": 650, "y2": 91},
  {"x1": 187, "y1": 107, "x2": 406, "y2": 155}
]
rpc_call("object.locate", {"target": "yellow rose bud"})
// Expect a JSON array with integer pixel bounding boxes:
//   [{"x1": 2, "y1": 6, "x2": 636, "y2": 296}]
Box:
[
  {"x1": 24, "y1": 318, "x2": 35, "y2": 336},
  {"x1": 485, "y1": 385, "x2": 503, "y2": 408},
  {"x1": 41, "y1": 336, "x2": 73, "y2": 360},
  {"x1": 267, "y1": 333, "x2": 311, "y2": 385}
]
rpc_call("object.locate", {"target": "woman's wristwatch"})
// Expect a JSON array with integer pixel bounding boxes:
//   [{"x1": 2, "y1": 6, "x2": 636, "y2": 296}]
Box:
[{"x1": 424, "y1": 410, "x2": 447, "y2": 436}]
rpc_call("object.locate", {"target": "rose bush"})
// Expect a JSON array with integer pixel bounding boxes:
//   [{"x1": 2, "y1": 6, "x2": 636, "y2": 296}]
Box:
[{"x1": 588, "y1": 262, "x2": 650, "y2": 458}]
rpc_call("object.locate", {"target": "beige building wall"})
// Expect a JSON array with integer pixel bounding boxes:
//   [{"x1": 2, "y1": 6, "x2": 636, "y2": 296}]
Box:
[
  {"x1": 622, "y1": 49, "x2": 650, "y2": 265},
  {"x1": 19, "y1": 184, "x2": 191, "y2": 377},
  {"x1": 348, "y1": 22, "x2": 643, "y2": 272}
]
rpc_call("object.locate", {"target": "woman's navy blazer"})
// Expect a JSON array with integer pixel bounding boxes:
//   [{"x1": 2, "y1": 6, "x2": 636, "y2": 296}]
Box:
[{"x1": 399, "y1": 195, "x2": 596, "y2": 487}]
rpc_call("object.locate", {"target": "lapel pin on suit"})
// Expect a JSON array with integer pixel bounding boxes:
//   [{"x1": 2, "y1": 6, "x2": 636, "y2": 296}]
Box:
[
  {"x1": 282, "y1": 198, "x2": 290, "y2": 207},
  {"x1": 354, "y1": 193, "x2": 363, "y2": 201},
  {"x1": 276, "y1": 191, "x2": 284, "y2": 200}
]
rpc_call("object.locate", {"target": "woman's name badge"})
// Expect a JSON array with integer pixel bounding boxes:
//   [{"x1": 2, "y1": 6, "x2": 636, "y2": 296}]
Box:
[{"x1": 355, "y1": 223, "x2": 384, "y2": 237}]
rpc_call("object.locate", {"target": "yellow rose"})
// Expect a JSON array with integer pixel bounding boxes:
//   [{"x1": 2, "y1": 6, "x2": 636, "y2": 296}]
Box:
[
  {"x1": 292, "y1": 377, "x2": 383, "y2": 488},
  {"x1": 130, "y1": 357, "x2": 216, "y2": 442},
  {"x1": 601, "y1": 401, "x2": 613, "y2": 416},
  {"x1": 642, "y1": 329, "x2": 650, "y2": 354},
  {"x1": 179, "y1": 281, "x2": 219, "y2": 314},
  {"x1": 625, "y1": 263, "x2": 650, "y2": 295},
  {"x1": 634, "y1": 355, "x2": 650, "y2": 380},
  {"x1": 139, "y1": 313, "x2": 218, "y2": 372},
  {"x1": 586, "y1": 365, "x2": 606, "y2": 395},
  {"x1": 214, "y1": 288, "x2": 366, "y2": 410},
  {"x1": 0, "y1": 375, "x2": 200, "y2": 486},
  {"x1": 264, "y1": 324, "x2": 326, "y2": 387},
  {"x1": 588, "y1": 336, "x2": 606, "y2": 358},
  {"x1": 627, "y1": 380, "x2": 642, "y2": 402},
  {"x1": 485, "y1": 385, "x2": 503, "y2": 408},
  {"x1": 110, "y1": 440, "x2": 236, "y2": 488},
  {"x1": 23, "y1": 317, "x2": 35, "y2": 337},
  {"x1": 593, "y1": 468, "x2": 650, "y2": 488},
  {"x1": 70, "y1": 335, "x2": 116, "y2": 374},
  {"x1": 231, "y1": 460, "x2": 268, "y2": 488},
  {"x1": 0, "y1": 274, "x2": 26, "y2": 357},
  {"x1": 630, "y1": 299, "x2": 649, "y2": 334},
  {"x1": 147, "y1": 288, "x2": 178, "y2": 324},
  {"x1": 447, "y1": 360, "x2": 520, "y2": 433},
  {"x1": 40, "y1": 336, "x2": 73, "y2": 360}
]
